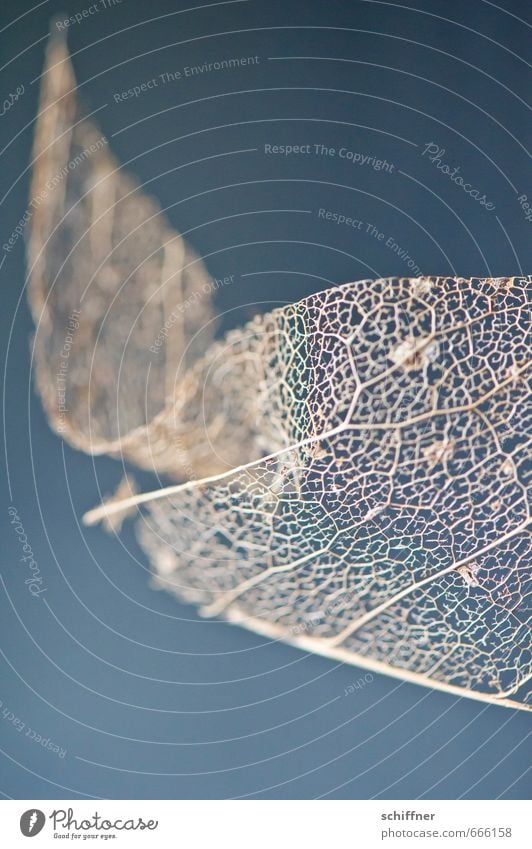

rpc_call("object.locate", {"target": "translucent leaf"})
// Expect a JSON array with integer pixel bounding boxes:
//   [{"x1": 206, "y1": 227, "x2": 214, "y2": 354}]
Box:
[
  {"x1": 28, "y1": 32, "x2": 532, "y2": 710},
  {"x1": 95, "y1": 277, "x2": 530, "y2": 710},
  {"x1": 27, "y1": 28, "x2": 220, "y2": 479}
]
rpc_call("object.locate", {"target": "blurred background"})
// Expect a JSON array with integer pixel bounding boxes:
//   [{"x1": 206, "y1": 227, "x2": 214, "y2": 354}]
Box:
[{"x1": 0, "y1": 0, "x2": 530, "y2": 799}]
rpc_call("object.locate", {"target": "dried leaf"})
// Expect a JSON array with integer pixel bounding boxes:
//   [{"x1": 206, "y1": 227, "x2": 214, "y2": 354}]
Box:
[
  {"x1": 27, "y1": 28, "x2": 223, "y2": 479},
  {"x1": 127, "y1": 277, "x2": 531, "y2": 711},
  {"x1": 28, "y1": 31, "x2": 532, "y2": 710}
]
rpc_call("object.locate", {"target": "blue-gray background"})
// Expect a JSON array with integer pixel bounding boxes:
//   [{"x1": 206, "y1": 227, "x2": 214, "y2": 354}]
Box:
[{"x1": 1, "y1": 0, "x2": 530, "y2": 799}]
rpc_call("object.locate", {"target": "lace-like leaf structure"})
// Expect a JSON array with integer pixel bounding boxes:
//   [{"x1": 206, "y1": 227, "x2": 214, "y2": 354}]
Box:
[
  {"x1": 135, "y1": 277, "x2": 531, "y2": 710},
  {"x1": 28, "y1": 31, "x2": 531, "y2": 709}
]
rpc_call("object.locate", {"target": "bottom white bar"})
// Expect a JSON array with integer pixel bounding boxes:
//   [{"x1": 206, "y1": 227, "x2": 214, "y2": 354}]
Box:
[{"x1": 1, "y1": 799, "x2": 528, "y2": 848}]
